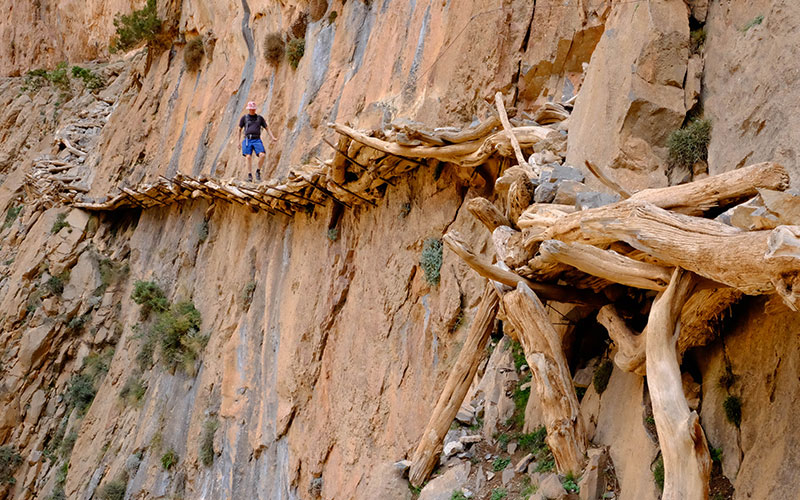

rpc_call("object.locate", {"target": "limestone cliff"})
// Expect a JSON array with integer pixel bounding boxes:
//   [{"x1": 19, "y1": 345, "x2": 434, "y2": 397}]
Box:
[{"x1": 0, "y1": 1, "x2": 798, "y2": 500}]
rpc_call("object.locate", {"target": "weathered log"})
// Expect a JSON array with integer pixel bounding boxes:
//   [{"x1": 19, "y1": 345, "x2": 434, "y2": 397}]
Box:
[
  {"x1": 437, "y1": 116, "x2": 501, "y2": 144},
  {"x1": 628, "y1": 161, "x2": 788, "y2": 215},
  {"x1": 597, "y1": 305, "x2": 646, "y2": 375},
  {"x1": 495, "y1": 92, "x2": 533, "y2": 173},
  {"x1": 330, "y1": 123, "x2": 559, "y2": 168},
  {"x1": 520, "y1": 162, "x2": 789, "y2": 257},
  {"x1": 539, "y1": 240, "x2": 672, "y2": 291},
  {"x1": 583, "y1": 202, "x2": 800, "y2": 309},
  {"x1": 646, "y1": 269, "x2": 711, "y2": 500},
  {"x1": 329, "y1": 134, "x2": 351, "y2": 184},
  {"x1": 443, "y1": 232, "x2": 606, "y2": 306},
  {"x1": 467, "y1": 197, "x2": 511, "y2": 232},
  {"x1": 503, "y1": 283, "x2": 587, "y2": 474},
  {"x1": 507, "y1": 177, "x2": 536, "y2": 225},
  {"x1": 409, "y1": 284, "x2": 500, "y2": 487}
]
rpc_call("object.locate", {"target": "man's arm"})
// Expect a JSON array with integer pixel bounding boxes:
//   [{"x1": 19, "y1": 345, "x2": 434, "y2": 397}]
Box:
[
  {"x1": 238, "y1": 116, "x2": 244, "y2": 142},
  {"x1": 262, "y1": 116, "x2": 277, "y2": 141}
]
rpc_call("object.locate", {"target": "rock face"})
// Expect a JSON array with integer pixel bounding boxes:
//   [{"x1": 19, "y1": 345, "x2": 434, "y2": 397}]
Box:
[{"x1": 566, "y1": 0, "x2": 690, "y2": 191}]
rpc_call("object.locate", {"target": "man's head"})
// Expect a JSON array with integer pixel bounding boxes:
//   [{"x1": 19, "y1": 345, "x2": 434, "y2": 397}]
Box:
[{"x1": 246, "y1": 101, "x2": 257, "y2": 115}]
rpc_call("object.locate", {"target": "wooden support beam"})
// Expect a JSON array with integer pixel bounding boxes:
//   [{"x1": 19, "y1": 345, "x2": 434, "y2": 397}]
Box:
[
  {"x1": 494, "y1": 92, "x2": 535, "y2": 174},
  {"x1": 467, "y1": 197, "x2": 511, "y2": 232},
  {"x1": 646, "y1": 269, "x2": 711, "y2": 500},
  {"x1": 584, "y1": 160, "x2": 631, "y2": 199},
  {"x1": 323, "y1": 138, "x2": 397, "y2": 187},
  {"x1": 328, "y1": 178, "x2": 378, "y2": 207},
  {"x1": 409, "y1": 284, "x2": 500, "y2": 487},
  {"x1": 443, "y1": 231, "x2": 607, "y2": 307},
  {"x1": 538, "y1": 240, "x2": 671, "y2": 291},
  {"x1": 503, "y1": 282, "x2": 587, "y2": 474},
  {"x1": 597, "y1": 305, "x2": 646, "y2": 375}
]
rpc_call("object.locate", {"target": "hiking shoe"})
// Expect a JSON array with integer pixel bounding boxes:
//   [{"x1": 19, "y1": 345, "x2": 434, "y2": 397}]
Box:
[
  {"x1": 247, "y1": 173, "x2": 253, "y2": 182},
  {"x1": 256, "y1": 169, "x2": 262, "y2": 182}
]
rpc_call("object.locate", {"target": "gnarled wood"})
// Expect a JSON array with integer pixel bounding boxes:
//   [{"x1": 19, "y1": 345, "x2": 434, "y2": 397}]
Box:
[
  {"x1": 495, "y1": 92, "x2": 534, "y2": 175},
  {"x1": 507, "y1": 177, "x2": 536, "y2": 225},
  {"x1": 409, "y1": 285, "x2": 500, "y2": 487},
  {"x1": 504, "y1": 283, "x2": 587, "y2": 474},
  {"x1": 584, "y1": 160, "x2": 631, "y2": 199},
  {"x1": 443, "y1": 231, "x2": 606, "y2": 306},
  {"x1": 597, "y1": 305, "x2": 646, "y2": 375},
  {"x1": 582, "y1": 202, "x2": 800, "y2": 308},
  {"x1": 646, "y1": 269, "x2": 711, "y2": 500},
  {"x1": 539, "y1": 240, "x2": 671, "y2": 291},
  {"x1": 467, "y1": 197, "x2": 511, "y2": 232}
]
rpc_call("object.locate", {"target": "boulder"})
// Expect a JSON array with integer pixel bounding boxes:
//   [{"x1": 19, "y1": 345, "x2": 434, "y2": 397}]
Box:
[
  {"x1": 553, "y1": 180, "x2": 588, "y2": 205},
  {"x1": 539, "y1": 473, "x2": 567, "y2": 499},
  {"x1": 515, "y1": 453, "x2": 535, "y2": 473},
  {"x1": 418, "y1": 463, "x2": 471, "y2": 500},
  {"x1": 444, "y1": 441, "x2": 464, "y2": 457},
  {"x1": 567, "y1": 0, "x2": 690, "y2": 192},
  {"x1": 501, "y1": 467, "x2": 515, "y2": 486},
  {"x1": 575, "y1": 191, "x2": 621, "y2": 210},
  {"x1": 578, "y1": 447, "x2": 610, "y2": 500},
  {"x1": 534, "y1": 182, "x2": 558, "y2": 203}
]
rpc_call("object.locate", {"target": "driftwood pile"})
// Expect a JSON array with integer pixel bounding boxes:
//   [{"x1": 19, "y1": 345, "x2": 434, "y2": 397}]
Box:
[{"x1": 407, "y1": 109, "x2": 800, "y2": 499}]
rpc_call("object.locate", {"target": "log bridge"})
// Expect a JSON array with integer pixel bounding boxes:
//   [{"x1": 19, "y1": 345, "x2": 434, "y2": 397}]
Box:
[{"x1": 27, "y1": 93, "x2": 800, "y2": 499}]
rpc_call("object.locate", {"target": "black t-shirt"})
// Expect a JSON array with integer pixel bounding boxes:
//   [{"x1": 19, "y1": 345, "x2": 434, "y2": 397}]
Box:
[{"x1": 239, "y1": 114, "x2": 267, "y2": 137}]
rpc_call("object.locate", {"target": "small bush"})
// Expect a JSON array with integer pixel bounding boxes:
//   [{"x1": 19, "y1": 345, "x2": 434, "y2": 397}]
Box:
[
  {"x1": 286, "y1": 38, "x2": 305, "y2": 70},
  {"x1": 290, "y1": 13, "x2": 309, "y2": 39},
  {"x1": 199, "y1": 417, "x2": 218, "y2": 466},
  {"x1": 110, "y1": 0, "x2": 162, "y2": 53},
  {"x1": 741, "y1": 14, "x2": 764, "y2": 32},
  {"x1": 723, "y1": 395, "x2": 742, "y2": 427},
  {"x1": 451, "y1": 491, "x2": 468, "y2": 500},
  {"x1": 51, "y1": 213, "x2": 70, "y2": 233},
  {"x1": 154, "y1": 301, "x2": 206, "y2": 373},
  {"x1": 328, "y1": 11, "x2": 338, "y2": 24},
  {"x1": 96, "y1": 258, "x2": 128, "y2": 297},
  {"x1": 653, "y1": 455, "x2": 664, "y2": 491},
  {"x1": 131, "y1": 280, "x2": 168, "y2": 317},
  {"x1": 711, "y1": 447, "x2": 723, "y2": 464},
  {"x1": 66, "y1": 313, "x2": 91, "y2": 333},
  {"x1": 183, "y1": 38, "x2": 205, "y2": 71},
  {"x1": 241, "y1": 281, "x2": 257, "y2": 309},
  {"x1": 492, "y1": 457, "x2": 510, "y2": 471},
  {"x1": 0, "y1": 445, "x2": 23, "y2": 485},
  {"x1": 197, "y1": 219, "x2": 209, "y2": 242},
  {"x1": 46, "y1": 62, "x2": 70, "y2": 92},
  {"x1": 562, "y1": 472, "x2": 580, "y2": 493},
  {"x1": 161, "y1": 449, "x2": 178, "y2": 470},
  {"x1": 518, "y1": 426, "x2": 547, "y2": 454},
  {"x1": 667, "y1": 118, "x2": 711, "y2": 170},
  {"x1": 263, "y1": 33, "x2": 284, "y2": 65},
  {"x1": 46, "y1": 273, "x2": 68, "y2": 296},
  {"x1": 119, "y1": 374, "x2": 147, "y2": 404},
  {"x1": 59, "y1": 430, "x2": 78, "y2": 459},
  {"x1": 71, "y1": 66, "x2": 105, "y2": 90},
  {"x1": 490, "y1": 488, "x2": 507, "y2": 500},
  {"x1": 327, "y1": 227, "x2": 339, "y2": 241},
  {"x1": 99, "y1": 479, "x2": 127, "y2": 500},
  {"x1": 65, "y1": 373, "x2": 96, "y2": 414},
  {"x1": 136, "y1": 332, "x2": 156, "y2": 371},
  {"x1": 2, "y1": 205, "x2": 22, "y2": 230},
  {"x1": 593, "y1": 359, "x2": 613, "y2": 395},
  {"x1": 690, "y1": 28, "x2": 706, "y2": 54},
  {"x1": 420, "y1": 238, "x2": 443, "y2": 286}
]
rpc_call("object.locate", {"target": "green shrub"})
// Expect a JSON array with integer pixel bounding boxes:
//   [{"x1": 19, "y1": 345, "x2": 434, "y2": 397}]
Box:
[
  {"x1": 136, "y1": 331, "x2": 156, "y2": 371},
  {"x1": 518, "y1": 426, "x2": 547, "y2": 454},
  {"x1": 66, "y1": 313, "x2": 91, "y2": 333},
  {"x1": 667, "y1": 118, "x2": 711, "y2": 170},
  {"x1": 2, "y1": 205, "x2": 22, "y2": 230},
  {"x1": 653, "y1": 455, "x2": 664, "y2": 491},
  {"x1": 490, "y1": 488, "x2": 507, "y2": 500},
  {"x1": 328, "y1": 11, "x2": 338, "y2": 24},
  {"x1": 71, "y1": 66, "x2": 105, "y2": 90},
  {"x1": 562, "y1": 472, "x2": 580, "y2": 493},
  {"x1": 51, "y1": 213, "x2": 69, "y2": 233},
  {"x1": 451, "y1": 491, "x2": 468, "y2": 500},
  {"x1": 711, "y1": 447, "x2": 723, "y2": 464},
  {"x1": 110, "y1": 0, "x2": 162, "y2": 53},
  {"x1": 131, "y1": 280, "x2": 168, "y2": 317},
  {"x1": 99, "y1": 478, "x2": 127, "y2": 500},
  {"x1": 241, "y1": 281, "x2": 257, "y2": 309},
  {"x1": 197, "y1": 219, "x2": 209, "y2": 242},
  {"x1": 741, "y1": 14, "x2": 764, "y2": 32},
  {"x1": 160, "y1": 449, "x2": 178, "y2": 470},
  {"x1": 59, "y1": 430, "x2": 78, "y2": 459},
  {"x1": 264, "y1": 33, "x2": 284, "y2": 64},
  {"x1": 95, "y1": 258, "x2": 129, "y2": 297},
  {"x1": 65, "y1": 373, "x2": 96, "y2": 414},
  {"x1": 690, "y1": 28, "x2": 706, "y2": 53},
  {"x1": 593, "y1": 359, "x2": 613, "y2": 395},
  {"x1": 46, "y1": 273, "x2": 68, "y2": 296},
  {"x1": 155, "y1": 301, "x2": 203, "y2": 367},
  {"x1": 286, "y1": 38, "x2": 305, "y2": 69},
  {"x1": 183, "y1": 38, "x2": 205, "y2": 71},
  {"x1": 327, "y1": 227, "x2": 339, "y2": 242},
  {"x1": 0, "y1": 445, "x2": 23, "y2": 485},
  {"x1": 492, "y1": 457, "x2": 510, "y2": 471},
  {"x1": 723, "y1": 395, "x2": 742, "y2": 427},
  {"x1": 420, "y1": 238, "x2": 443, "y2": 286},
  {"x1": 23, "y1": 69, "x2": 49, "y2": 93},
  {"x1": 535, "y1": 449, "x2": 555, "y2": 472},
  {"x1": 509, "y1": 375, "x2": 531, "y2": 428},
  {"x1": 200, "y1": 417, "x2": 218, "y2": 466},
  {"x1": 119, "y1": 374, "x2": 147, "y2": 404},
  {"x1": 46, "y1": 62, "x2": 70, "y2": 92},
  {"x1": 46, "y1": 488, "x2": 67, "y2": 500}
]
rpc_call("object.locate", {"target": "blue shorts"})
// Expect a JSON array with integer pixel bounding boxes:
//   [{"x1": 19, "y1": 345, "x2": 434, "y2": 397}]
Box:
[{"x1": 242, "y1": 138, "x2": 266, "y2": 156}]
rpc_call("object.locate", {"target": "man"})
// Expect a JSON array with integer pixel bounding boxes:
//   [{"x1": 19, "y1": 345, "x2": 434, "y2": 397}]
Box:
[{"x1": 238, "y1": 101, "x2": 277, "y2": 182}]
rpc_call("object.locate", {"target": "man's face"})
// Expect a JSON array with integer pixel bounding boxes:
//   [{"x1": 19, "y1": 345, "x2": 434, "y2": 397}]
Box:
[{"x1": 248, "y1": 109, "x2": 256, "y2": 115}]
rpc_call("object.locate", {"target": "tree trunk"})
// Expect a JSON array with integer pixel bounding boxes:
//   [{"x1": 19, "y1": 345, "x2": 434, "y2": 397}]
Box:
[
  {"x1": 408, "y1": 285, "x2": 500, "y2": 487},
  {"x1": 503, "y1": 283, "x2": 587, "y2": 474},
  {"x1": 646, "y1": 269, "x2": 711, "y2": 500}
]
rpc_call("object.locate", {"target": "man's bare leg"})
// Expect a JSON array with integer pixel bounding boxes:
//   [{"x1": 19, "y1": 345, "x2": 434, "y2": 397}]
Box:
[
  {"x1": 256, "y1": 153, "x2": 266, "y2": 181},
  {"x1": 245, "y1": 154, "x2": 255, "y2": 180}
]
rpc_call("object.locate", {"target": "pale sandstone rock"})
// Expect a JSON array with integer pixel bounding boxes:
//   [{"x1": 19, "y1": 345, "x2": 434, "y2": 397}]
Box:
[
  {"x1": 567, "y1": 0, "x2": 690, "y2": 191},
  {"x1": 501, "y1": 466, "x2": 515, "y2": 485},
  {"x1": 684, "y1": 55, "x2": 704, "y2": 111},
  {"x1": 418, "y1": 463, "x2": 470, "y2": 500},
  {"x1": 539, "y1": 473, "x2": 567, "y2": 499},
  {"x1": 578, "y1": 447, "x2": 610, "y2": 500}
]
